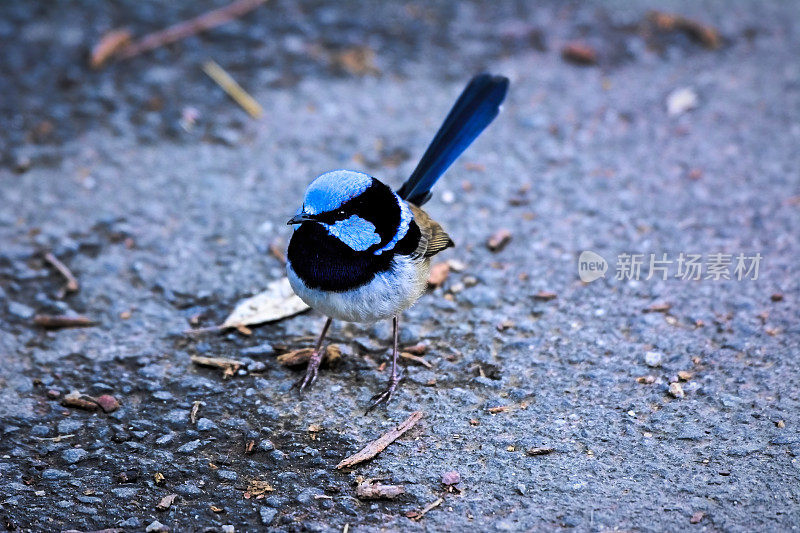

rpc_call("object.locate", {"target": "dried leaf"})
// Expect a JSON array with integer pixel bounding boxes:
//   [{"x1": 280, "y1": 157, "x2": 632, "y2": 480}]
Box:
[
  {"x1": 221, "y1": 278, "x2": 309, "y2": 329},
  {"x1": 277, "y1": 345, "x2": 341, "y2": 367},
  {"x1": 156, "y1": 493, "x2": 178, "y2": 511}
]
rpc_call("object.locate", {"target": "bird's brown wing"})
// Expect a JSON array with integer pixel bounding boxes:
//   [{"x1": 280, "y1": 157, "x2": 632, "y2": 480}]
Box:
[{"x1": 409, "y1": 204, "x2": 454, "y2": 259}]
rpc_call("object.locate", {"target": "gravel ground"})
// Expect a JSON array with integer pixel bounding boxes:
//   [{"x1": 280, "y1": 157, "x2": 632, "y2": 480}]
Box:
[{"x1": 1, "y1": 1, "x2": 799, "y2": 531}]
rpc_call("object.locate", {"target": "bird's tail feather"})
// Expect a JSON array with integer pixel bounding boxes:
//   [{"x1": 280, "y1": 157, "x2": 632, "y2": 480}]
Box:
[{"x1": 397, "y1": 73, "x2": 509, "y2": 206}]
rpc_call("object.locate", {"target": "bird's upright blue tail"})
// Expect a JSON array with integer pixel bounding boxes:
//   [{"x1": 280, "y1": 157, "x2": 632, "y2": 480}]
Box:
[{"x1": 397, "y1": 73, "x2": 509, "y2": 206}]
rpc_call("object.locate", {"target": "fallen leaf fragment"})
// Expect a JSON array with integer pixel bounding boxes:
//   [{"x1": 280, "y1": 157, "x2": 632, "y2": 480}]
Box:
[
  {"x1": 356, "y1": 479, "x2": 406, "y2": 500},
  {"x1": 561, "y1": 42, "x2": 598, "y2": 65},
  {"x1": 277, "y1": 345, "x2": 341, "y2": 367},
  {"x1": 427, "y1": 262, "x2": 450, "y2": 287},
  {"x1": 191, "y1": 355, "x2": 244, "y2": 378},
  {"x1": 221, "y1": 277, "x2": 309, "y2": 329},
  {"x1": 156, "y1": 493, "x2": 178, "y2": 511},
  {"x1": 526, "y1": 447, "x2": 555, "y2": 456},
  {"x1": 244, "y1": 479, "x2": 275, "y2": 499},
  {"x1": 337, "y1": 411, "x2": 424, "y2": 469},
  {"x1": 90, "y1": 28, "x2": 133, "y2": 68},
  {"x1": 487, "y1": 229, "x2": 512, "y2": 252}
]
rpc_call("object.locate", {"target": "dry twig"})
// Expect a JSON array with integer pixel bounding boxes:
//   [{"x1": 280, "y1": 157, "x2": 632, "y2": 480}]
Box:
[
  {"x1": 44, "y1": 252, "x2": 79, "y2": 293},
  {"x1": 119, "y1": 0, "x2": 268, "y2": 59},
  {"x1": 400, "y1": 352, "x2": 432, "y2": 368},
  {"x1": 337, "y1": 411, "x2": 423, "y2": 469},
  {"x1": 34, "y1": 314, "x2": 95, "y2": 329},
  {"x1": 202, "y1": 60, "x2": 263, "y2": 118}
]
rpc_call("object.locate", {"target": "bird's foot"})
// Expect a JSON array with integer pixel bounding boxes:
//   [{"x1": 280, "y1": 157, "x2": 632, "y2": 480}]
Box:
[
  {"x1": 365, "y1": 370, "x2": 404, "y2": 413},
  {"x1": 294, "y1": 349, "x2": 324, "y2": 392}
]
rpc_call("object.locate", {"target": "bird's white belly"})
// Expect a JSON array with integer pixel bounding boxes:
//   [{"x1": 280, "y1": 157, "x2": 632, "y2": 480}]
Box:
[{"x1": 287, "y1": 256, "x2": 429, "y2": 323}]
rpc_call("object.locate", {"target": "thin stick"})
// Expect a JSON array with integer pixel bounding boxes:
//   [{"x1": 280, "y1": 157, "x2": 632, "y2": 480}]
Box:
[
  {"x1": 336, "y1": 411, "x2": 423, "y2": 469},
  {"x1": 412, "y1": 497, "x2": 443, "y2": 521},
  {"x1": 400, "y1": 352, "x2": 432, "y2": 368},
  {"x1": 33, "y1": 315, "x2": 95, "y2": 329},
  {"x1": 202, "y1": 60, "x2": 263, "y2": 118},
  {"x1": 44, "y1": 252, "x2": 79, "y2": 292},
  {"x1": 119, "y1": 0, "x2": 268, "y2": 59}
]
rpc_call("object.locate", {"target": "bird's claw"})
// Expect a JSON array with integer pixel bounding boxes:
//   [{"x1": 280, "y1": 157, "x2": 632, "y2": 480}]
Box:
[
  {"x1": 293, "y1": 350, "x2": 323, "y2": 392},
  {"x1": 365, "y1": 371, "x2": 404, "y2": 414}
]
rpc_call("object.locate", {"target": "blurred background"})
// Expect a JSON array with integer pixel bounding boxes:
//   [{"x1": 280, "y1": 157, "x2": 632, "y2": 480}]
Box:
[{"x1": 1, "y1": 1, "x2": 798, "y2": 531}]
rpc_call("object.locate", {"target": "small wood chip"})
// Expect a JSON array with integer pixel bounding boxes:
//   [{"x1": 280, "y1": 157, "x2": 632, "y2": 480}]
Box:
[
  {"x1": 533, "y1": 291, "x2": 557, "y2": 301},
  {"x1": 487, "y1": 405, "x2": 510, "y2": 413},
  {"x1": 487, "y1": 229, "x2": 512, "y2": 252},
  {"x1": 210, "y1": 505, "x2": 225, "y2": 513},
  {"x1": 526, "y1": 447, "x2": 555, "y2": 456},
  {"x1": 356, "y1": 479, "x2": 406, "y2": 500},
  {"x1": 400, "y1": 352, "x2": 432, "y2": 368},
  {"x1": 190, "y1": 355, "x2": 244, "y2": 378},
  {"x1": 277, "y1": 345, "x2": 341, "y2": 367},
  {"x1": 33, "y1": 314, "x2": 96, "y2": 329},
  {"x1": 644, "y1": 302, "x2": 672, "y2": 313},
  {"x1": 337, "y1": 411, "x2": 424, "y2": 469},
  {"x1": 427, "y1": 262, "x2": 450, "y2": 287},
  {"x1": 636, "y1": 375, "x2": 656, "y2": 384},
  {"x1": 156, "y1": 493, "x2": 178, "y2": 511},
  {"x1": 677, "y1": 371, "x2": 693, "y2": 381},
  {"x1": 561, "y1": 42, "x2": 598, "y2": 65}
]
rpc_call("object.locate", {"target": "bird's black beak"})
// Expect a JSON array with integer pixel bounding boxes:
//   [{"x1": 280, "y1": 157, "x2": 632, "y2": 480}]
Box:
[{"x1": 287, "y1": 213, "x2": 315, "y2": 225}]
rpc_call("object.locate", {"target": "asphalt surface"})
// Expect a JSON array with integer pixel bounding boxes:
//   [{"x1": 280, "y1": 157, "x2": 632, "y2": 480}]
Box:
[{"x1": 1, "y1": 1, "x2": 799, "y2": 531}]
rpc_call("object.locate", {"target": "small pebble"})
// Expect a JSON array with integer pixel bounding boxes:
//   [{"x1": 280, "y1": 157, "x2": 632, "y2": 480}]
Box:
[
  {"x1": 441, "y1": 471, "x2": 461, "y2": 485},
  {"x1": 669, "y1": 382, "x2": 685, "y2": 398},
  {"x1": 644, "y1": 351, "x2": 663, "y2": 367}
]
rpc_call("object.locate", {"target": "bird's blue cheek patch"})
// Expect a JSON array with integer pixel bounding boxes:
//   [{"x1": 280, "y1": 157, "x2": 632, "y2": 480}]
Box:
[{"x1": 325, "y1": 215, "x2": 381, "y2": 251}]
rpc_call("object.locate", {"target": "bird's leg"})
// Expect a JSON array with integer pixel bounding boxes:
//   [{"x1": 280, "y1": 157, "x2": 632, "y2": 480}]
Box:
[
  {"x1": 295, "y1": 317, "x2": 333, "y2": 392},
  {"x1": 366, "y1": 315, "x2": 403, "y2": 413}
]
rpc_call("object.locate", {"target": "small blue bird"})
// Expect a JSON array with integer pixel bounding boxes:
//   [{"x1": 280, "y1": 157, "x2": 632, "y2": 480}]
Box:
[{"x1": 286, "y1": 74, "x2": 509, "y2": 411}]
